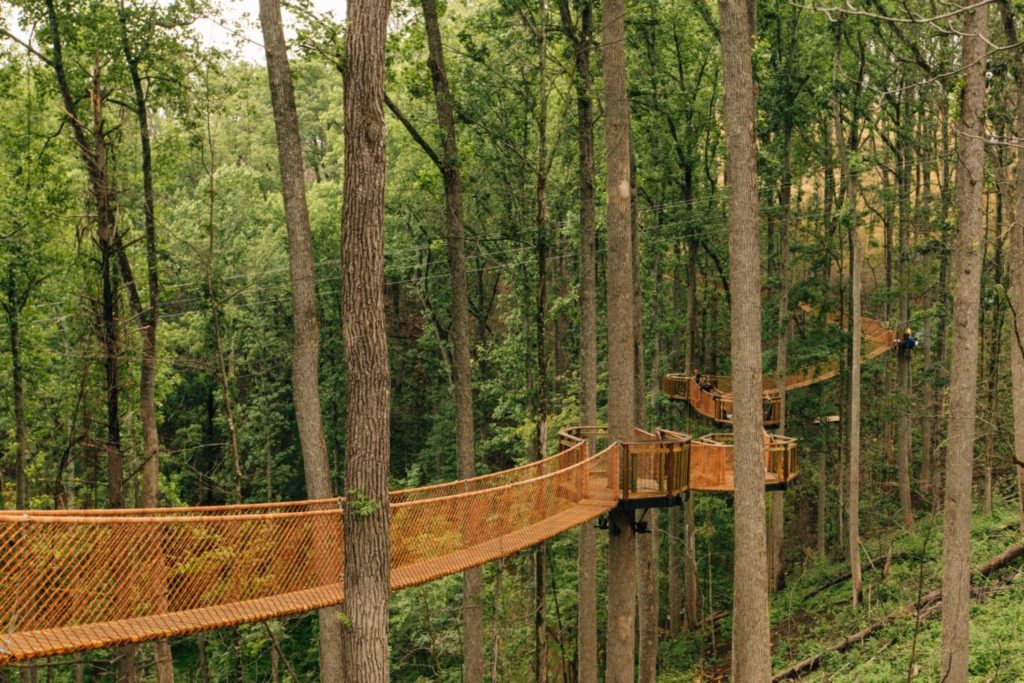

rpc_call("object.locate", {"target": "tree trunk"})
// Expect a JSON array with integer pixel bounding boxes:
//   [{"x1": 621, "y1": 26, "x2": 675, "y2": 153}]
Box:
[
  {"x1": 115, "y1": 6, "x2": 174, "y2": 677},
  {"x1": 8, "y1": 307, "x2": 28, "y2": 508},
  {"x1": 940, "y1": 4, "x2": 988, "y2": 679},
  {"x1": 340, "y1": 1, "x2": 392, "y2": 679},
  {"x1": 717, "y1": 0, "x2": 771, "y2": 676},
  {"x1": 533, "y1": 5, "x2": 550, "y2": 678},
  {"x1": 770, "y1": 122, "x2": 793, "y2": 593},
  {"x1": 417, "y1": 0, "x2": 484, "y2": 678},
  {"x1": 896, "y1": 97, "x2": 914, "y2": 529},
  {"x1": 601, "y1": 0, "x2": 637, "y2": 677},
  {"x1": 683, "y1": 175, "x2": 700, "y2": 632},
  {"x1": 257, "y1": 2, "x2": 344, "y2": 678},
  {"x1": 999, "y1": 0, "x2": 1024, "y2": 535},
  {"x1": 833, "y1": 21, "x2": 862, "y2": 608},
  {"x1": 41, "y1": 3, "x2": 136, "y2": 669},
  {"x1": 632, "y1": 149, "x2": 658, "y2": 683},
  {"x1": 557, "y1": 0, "x2": 599, "y2": 675}
]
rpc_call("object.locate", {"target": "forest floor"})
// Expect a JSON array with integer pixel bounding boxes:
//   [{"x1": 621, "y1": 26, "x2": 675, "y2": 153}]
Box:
[{"x1": 658, "y1": 502, "x2": 1024, "y2": 681}]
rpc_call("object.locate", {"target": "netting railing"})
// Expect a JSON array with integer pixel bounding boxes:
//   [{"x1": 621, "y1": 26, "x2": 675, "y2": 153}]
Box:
[
  {"x1": 0, "y1": 443, "x2": 616, "y2": 663},
  {"x1": 689, "y1": 432, "x2": 798, "y2": 492},
  {"x1": 662, "y1": 316, "x2": 897, "y2": 425},
  {"x1": 0, "y1": 419, "x2": 792, "y2": 663}
]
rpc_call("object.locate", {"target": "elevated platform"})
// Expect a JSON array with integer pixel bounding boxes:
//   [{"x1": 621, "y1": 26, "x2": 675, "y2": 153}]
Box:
[
  {"x1": 662, "y1": 315, "x2": 898, "y2": 426},
  {"x1": 0, "y1": 423, "x2": 796, "y2": 663}
]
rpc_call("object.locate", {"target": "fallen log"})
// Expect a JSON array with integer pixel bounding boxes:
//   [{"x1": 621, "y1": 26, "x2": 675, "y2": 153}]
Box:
[{"x1": 772, "y1": 542, "x2": 1024, "y2": 681}]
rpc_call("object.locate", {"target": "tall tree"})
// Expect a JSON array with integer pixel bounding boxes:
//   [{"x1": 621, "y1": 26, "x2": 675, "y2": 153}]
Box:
[
  {"x1": 556, "y1": 0, "x2": 599, "y2": 675},
  {"x1": 894, "y1": 89, "x2": 914, "y2": 529},
  {"x1": 601, "y1": 0, "x2": 637, "y2": 678},
  {"x1": 940, "y1": 2, "x2": 988, "y2": 678},
  {"x1": 114, "y1": 1, "x2": 180, "y2": 676},
  {"x1": 257, "y1": 1, "x2": 343, "y2": 678},
  {"x1": 340, "y1": 0, "x2": 393, "y2": 679},
  {"x1": 1001, "y1": 0, "x2": 1024, "y2": 532},
  {"x1": 418, "y1": 0, "x2": 484, "y2": 677},
  {"x1": 39, "y1": 2, "x2": 135, "y2": 678},
  {"x1": 717, "y1": 0, "x2": 772, "y2": 677},
  {"x1": 833, "y1": 20, "x2": 864, "y2": 607}
]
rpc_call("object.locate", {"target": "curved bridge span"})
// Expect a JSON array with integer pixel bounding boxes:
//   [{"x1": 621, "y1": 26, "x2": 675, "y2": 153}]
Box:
[
  {"x1": 662, "y1": 316, "x2": 898, "y2": 425},
  {"x1": 0, "y1": 426, "x2": 795, "y2": 663}
]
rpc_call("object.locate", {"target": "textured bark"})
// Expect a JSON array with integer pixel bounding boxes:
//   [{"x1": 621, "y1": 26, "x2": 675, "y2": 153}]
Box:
[
  {"x1": 637, "y1": 508, "x2": 659, "y2": 683},
  {"x1": 556, "y1": 0, "x2": 599, "y2": 675},
  {"x1": 257, "y1": 2, "x2": 344, "y2": 678},
  {"x1": 417, "y1": 0, "x2": 484, "y2": 678},
  {"x1": 940, "y1": 4, "x2": 987, "y2": 679},
  {"x1": 717, "y1": 0, "x2": 771, "y2": 676},
  {"x1": 340, "y1": 0, "x2": 392, "y2": 679},
  {"x1": 601, "y1": 0, "x2": 636, "y2": 677}
]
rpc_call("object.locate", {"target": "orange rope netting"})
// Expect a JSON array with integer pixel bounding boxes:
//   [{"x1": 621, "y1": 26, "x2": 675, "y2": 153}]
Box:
[
  {"x1": 0, "y1": 442, "x2": 618, "y2": 663},
  {"x1": 0, "y1": 425, "x2": 791, "y2": 663},
  {"x1": 662, "y1": 315, "x2": 898, "y2": 423}
]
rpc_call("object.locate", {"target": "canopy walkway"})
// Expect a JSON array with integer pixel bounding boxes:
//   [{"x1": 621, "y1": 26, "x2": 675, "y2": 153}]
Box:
[
  {"x1": 0, "y1": 425, "x2": 796, "y2": 663},
  {"x1": 662, "y1": 316, "x2": 897, "y2": 426}
]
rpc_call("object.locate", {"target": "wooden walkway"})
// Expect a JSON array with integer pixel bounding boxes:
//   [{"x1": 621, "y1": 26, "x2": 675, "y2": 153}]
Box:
[
  {"x1": 662, "y1": 315, "x2": 898, "y2": 425},
  {"x1": 0, "y1": 426, "x2": 793, "y2": 663}
]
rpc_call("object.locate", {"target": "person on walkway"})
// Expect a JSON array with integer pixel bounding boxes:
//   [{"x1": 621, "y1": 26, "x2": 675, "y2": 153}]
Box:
[{"x1": 899, "y1": 327, "x2": 918, "y2": 354}]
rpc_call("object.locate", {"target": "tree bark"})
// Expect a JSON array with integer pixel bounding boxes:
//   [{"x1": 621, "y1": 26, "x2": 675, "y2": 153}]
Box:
[
  {"x1": 556, "y1": 0, "x2": 599, "y2": 675},
  {"x1": 340, "y1": 0, "x2": 392, "y2": 679},
  {"x1": 717, "y1": 0, "x2": 771, "y2": 676},
  {"x1": 601, "y1": 0, "x2": 637, "y2": 677},
  {"x1": 417, "y1": 0, "x2": 484, "y2": 678},
  {"x1": 257, "y1": 2, "x2": 344, "y2": 678},
  {"x1": 940, "y1": 3, "x2": 988, "y2": 679}
]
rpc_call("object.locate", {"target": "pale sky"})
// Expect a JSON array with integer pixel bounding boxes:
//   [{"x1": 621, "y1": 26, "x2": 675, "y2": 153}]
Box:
[
  {"x1": 3, "y1": 1, "x2": 347, "y2": 65},
  {"x1": 195, "y1": 1, "x2": 347, "y2": 63}
]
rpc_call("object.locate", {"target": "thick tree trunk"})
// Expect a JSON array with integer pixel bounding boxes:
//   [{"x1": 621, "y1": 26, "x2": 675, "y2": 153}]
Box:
[
  {"x1": 601, "y1": 0, "x2": 637, "y2": 677},
  {"x1": 257, "y1": 2, "x2": 344, "y2": 678},
  {"x1": 717, "y1": 0, "x2": 771, "y2": 676},
  {"x1": 417, "y1": 0, "x2": 485, "y2": 678},
  {"x1": 340, "y1": 1, "x2": 392, "y2": 679},
  {"x1": 557, "y1": 0, "x2": 599, "y2": 675},
  {"x1": 940, "y1": 4, "x2": 988, "y2": 679}
]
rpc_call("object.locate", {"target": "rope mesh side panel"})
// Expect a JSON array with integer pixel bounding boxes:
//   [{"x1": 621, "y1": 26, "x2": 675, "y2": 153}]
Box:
[{"x1": 0, "y1": 445, "x2": 617, "y2": 663}]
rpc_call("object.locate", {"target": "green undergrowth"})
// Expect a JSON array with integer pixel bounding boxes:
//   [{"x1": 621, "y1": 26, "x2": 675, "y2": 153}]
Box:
[{"x1": 658, "y1": 503, "x2": 1024, "y2": 681}]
